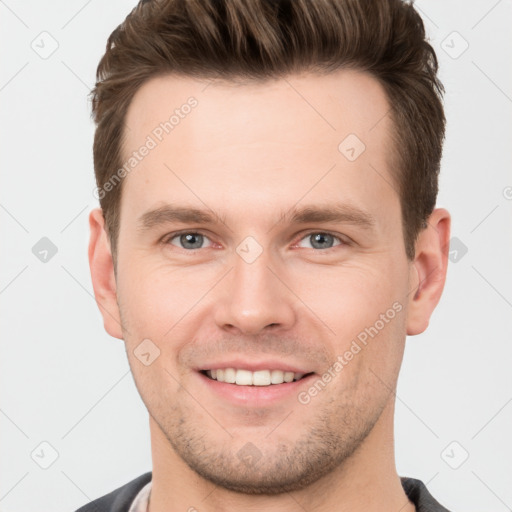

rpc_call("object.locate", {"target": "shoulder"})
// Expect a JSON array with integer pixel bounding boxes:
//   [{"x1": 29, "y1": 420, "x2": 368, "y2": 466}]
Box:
[
  {"x1": 74, "y1": 472, "x2": 152, "y2": 512},
  {"x1": 401, "y1": 476, "x2": 452, "y2": 512}
]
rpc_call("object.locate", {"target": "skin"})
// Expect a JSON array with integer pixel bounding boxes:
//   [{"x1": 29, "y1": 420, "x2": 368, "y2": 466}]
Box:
[{"x1": 89, "y1": 69, "x2": 450, "y2": 512}]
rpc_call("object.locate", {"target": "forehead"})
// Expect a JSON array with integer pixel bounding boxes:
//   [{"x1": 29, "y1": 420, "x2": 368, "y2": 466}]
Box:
[
  {"x1": 123, "y1": 69, "x2": 393, "y2": 150},
  {"x1": 119, "y1": 69, "x2": 398, "y2": 230}
]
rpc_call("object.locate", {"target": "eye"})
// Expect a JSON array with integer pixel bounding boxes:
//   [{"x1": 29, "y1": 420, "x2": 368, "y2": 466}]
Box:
[
  {"x1": 164, "y1": 231, "x2": 213, "y2": 250},
  {"x1": 162, "y1": 230, "x2": 348, "y2": 252},
  {"x1": 295, "y1": 232, "x2": 345, "y2": 250}
]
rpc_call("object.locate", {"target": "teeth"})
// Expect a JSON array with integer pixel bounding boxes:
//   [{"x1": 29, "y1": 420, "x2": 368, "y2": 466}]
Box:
[
  {"x1": 224, "y1": 368, "x2": 236, "y2": 383},
  {"x1": 236, "y1": 369, "x2": 253, "y2": 385},
  {"x1": 205, "y1": 368, "x2": 306, "y2": 386}
]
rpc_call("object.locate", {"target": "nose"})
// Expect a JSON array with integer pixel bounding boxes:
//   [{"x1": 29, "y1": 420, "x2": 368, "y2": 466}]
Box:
[{"x1": 213, "y1": 244, "x2": 297, "y2": 335}]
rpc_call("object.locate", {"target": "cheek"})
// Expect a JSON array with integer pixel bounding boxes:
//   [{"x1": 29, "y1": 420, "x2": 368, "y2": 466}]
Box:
[
  {"x1": 118, "y1": 264, "x2": 192, "y2": 405},
  {"x1": 293, "y1": 258, "x2": 408, "y2": 380},
  {"x1": 118, "y1": 260, "x2": 213, "y2": 337},
  {"x1": 296, "y1": 260, "x2": 403, "y2": 333}
]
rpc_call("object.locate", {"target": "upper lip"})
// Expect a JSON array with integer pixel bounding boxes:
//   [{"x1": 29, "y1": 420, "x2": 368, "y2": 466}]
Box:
[{"x1": 196, "y1": 359, "x2": 314, "y2": 374}]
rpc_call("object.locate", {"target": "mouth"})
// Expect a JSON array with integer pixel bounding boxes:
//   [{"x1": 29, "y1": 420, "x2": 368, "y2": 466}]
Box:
[{"x1": 199, "y1": 368, "x2": 315, "y2": 386}]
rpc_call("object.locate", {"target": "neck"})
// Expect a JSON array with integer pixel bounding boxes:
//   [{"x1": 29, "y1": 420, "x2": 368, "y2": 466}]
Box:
[{"x1": 147, "y1": 396, "x2": 415, "y2": 512}]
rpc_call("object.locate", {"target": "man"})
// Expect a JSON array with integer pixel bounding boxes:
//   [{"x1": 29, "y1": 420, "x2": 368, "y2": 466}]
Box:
[{"x1": 78, "y1": 0, "x2": 452, "y2": 510}]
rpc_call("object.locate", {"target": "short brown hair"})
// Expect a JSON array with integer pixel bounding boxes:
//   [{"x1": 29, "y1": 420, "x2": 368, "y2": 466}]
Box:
[{"x1": 91, "y1": 0, "x2": 445, "y2": 264}]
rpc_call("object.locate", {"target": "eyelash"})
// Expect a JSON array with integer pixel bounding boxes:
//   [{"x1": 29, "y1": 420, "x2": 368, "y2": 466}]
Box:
[{"x1": 161, "y1": 230, "x2": 350, "y2": 252}]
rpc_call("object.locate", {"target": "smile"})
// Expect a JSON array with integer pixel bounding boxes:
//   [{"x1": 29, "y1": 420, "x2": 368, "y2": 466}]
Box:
[{"x1": 200, "y1": 368, "x2": 314, "y2": 386}]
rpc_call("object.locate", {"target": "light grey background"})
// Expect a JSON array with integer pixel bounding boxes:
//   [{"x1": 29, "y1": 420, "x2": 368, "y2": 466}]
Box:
[{"x1": 1, "y1": 1, "x2": 511, "y2": 511}]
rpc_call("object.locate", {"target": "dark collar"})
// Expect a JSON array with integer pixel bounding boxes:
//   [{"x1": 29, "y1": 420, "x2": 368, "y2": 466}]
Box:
[{"x1": 75, "y1": 472, "x2": 451, "y2": 512}]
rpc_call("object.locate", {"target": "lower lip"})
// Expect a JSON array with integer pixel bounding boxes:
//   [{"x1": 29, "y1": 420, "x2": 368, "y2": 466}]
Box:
[{"x1": 197, "y1": 371, "x2": 315, "y2": 406}]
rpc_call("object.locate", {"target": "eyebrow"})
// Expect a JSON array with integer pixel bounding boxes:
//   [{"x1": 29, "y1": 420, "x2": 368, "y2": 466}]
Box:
[
  {"x1": 137, "y1": 203, "x2": 377, "y2": 233},
  {"x1": 137, "y1": 205, "x2": 227, "y2": 232},
  {"x1": 286, "y1": 204, "x2": 376, "y2": 230}
]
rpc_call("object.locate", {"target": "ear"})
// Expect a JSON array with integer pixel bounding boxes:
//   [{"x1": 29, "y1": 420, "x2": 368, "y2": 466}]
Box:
[
  {"x1": 88, "y1": 207, "x2": 123, "y2": 340},
  {"x1": 406, "y1": 208, "x2": 451, "y2": 336}
]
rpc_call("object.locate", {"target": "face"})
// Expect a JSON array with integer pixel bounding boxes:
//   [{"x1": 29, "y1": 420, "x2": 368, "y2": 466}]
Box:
[{"x1": 90, "y1": 69, "x2": 446, "y2": 494}]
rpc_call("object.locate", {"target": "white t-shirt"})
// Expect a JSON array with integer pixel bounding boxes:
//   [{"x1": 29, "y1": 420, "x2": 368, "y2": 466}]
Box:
[{"x1": 127, "y1": 481, "x2": 152, "y2": 512}]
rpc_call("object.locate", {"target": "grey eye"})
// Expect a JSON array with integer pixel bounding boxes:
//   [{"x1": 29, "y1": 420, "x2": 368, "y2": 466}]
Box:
[
  {"x1": 297, "y1": 232, "x2": 342, "y2": 250},
  {"x1": 168, "y1": 232, "x2": 211, "y2": 250}
]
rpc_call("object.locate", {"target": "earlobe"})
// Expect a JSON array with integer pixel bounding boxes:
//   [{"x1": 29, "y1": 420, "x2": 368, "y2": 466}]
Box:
[
  {"x1": 88, "y1": 208, "x2": 124, "y2": 340},
  {"x1": 406, "y1": 208, "x2": 451, "y2": 336}
]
